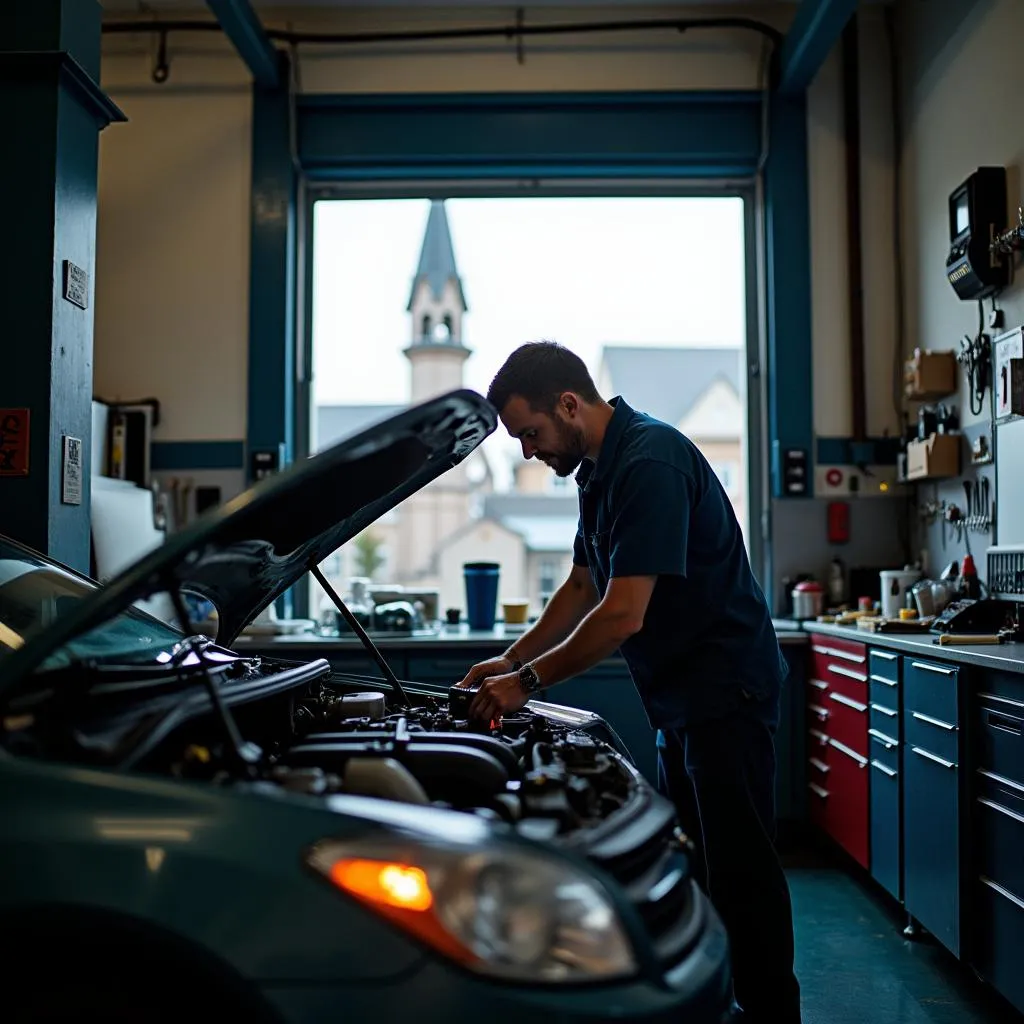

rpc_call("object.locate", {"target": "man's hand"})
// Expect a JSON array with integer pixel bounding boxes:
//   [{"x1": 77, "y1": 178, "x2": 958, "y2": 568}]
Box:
[
  {"x1": 468, "y1": 671, "x2": 529, "y2": 721},
  {"x1": 455, "y1": 654, "x2": 515, "y2": 689}
]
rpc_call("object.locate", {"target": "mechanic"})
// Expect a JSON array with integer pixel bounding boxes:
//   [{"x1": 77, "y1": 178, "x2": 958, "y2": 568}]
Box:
[{"x1": 456, "y1": 341, "x2": 801, "y2": 1024}]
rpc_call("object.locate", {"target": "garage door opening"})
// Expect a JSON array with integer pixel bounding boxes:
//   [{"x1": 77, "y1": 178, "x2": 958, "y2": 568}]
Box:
[{"x1": 307, "y1": 195, "x2": 754, "y2": 628}]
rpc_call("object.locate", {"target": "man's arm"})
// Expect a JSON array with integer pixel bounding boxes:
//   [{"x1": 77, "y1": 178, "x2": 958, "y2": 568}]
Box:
[{"x1": 504, "y1": 564, "x2": 600, "y2": 664}]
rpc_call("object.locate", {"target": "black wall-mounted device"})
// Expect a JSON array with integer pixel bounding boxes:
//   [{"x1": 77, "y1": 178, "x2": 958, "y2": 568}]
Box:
[{"x1": 946, "y1": 166, "x2": 1009, "y2": 300}]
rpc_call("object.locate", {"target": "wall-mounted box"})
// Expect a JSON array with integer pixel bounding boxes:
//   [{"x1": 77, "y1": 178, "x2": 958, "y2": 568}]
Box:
[
  {"x1": 906, "y1": 433, "x2": 961, "y2": 480},
  {"x1": 904, "y1": 349, "x2": 958, "y2": 401}
]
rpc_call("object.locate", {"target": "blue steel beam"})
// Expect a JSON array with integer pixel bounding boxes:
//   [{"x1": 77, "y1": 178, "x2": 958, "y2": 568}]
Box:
[
  {"x1": 205, "y1": 0, "x2": 280, "y2": 87},
  {"x1": 778, "y1": 0, "x2": 858, "y2": 95}
]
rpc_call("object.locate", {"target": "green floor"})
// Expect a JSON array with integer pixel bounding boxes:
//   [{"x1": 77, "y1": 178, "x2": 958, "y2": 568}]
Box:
[{"x1": 787, "y1": 861, "x2": 1020, "y2": 1023}]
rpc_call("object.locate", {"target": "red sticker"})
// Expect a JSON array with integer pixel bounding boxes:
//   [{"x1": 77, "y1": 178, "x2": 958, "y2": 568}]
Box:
[
  {"x1": 825, "y1": 468, "x2": 843, "y2": 488},
  {"x1": 0, "y1": 409, "x2": 30, "y2": 476}
]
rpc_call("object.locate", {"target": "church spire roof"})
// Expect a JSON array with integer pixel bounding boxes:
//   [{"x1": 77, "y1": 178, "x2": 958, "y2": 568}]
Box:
[{"x1": 406, "y1": 200, "x2": 468, "y2": 312}]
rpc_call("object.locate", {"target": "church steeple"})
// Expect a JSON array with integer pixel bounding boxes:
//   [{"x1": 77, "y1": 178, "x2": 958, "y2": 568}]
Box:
[{"x1": 405, "y1": 200, "x2": 471, "y2": 402}]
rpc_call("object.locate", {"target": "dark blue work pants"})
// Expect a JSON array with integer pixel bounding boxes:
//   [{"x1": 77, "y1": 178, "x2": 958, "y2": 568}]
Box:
[{"x1": 657, "y1": 690, "x2": 801, "y2": 1023}]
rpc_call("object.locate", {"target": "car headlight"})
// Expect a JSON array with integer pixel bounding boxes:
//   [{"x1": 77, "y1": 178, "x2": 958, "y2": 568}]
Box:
[{"x1": 306, "y1": 836, "x2": 638, "y2": 983}]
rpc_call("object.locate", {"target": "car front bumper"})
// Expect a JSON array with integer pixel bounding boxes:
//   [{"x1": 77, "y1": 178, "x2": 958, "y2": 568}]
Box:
[{"x1": 261, "y1": 889, "x2": 731, "y2": 1024}]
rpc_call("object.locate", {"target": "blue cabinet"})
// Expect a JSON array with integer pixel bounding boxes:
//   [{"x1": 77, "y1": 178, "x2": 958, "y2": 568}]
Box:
[
  {"x1": 971, "y1": 673, "x2": 1024, "y2": 1015},
  {"x1": 868, "y1": 649, "x2": 901, "y2": 901},
  {"x1": 902, "y1": 657, "x2": 961, "y2": 957}
]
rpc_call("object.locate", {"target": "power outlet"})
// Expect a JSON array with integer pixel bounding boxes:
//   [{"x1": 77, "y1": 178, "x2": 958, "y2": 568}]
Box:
[{"x1": 815, "y1": 464, "x2": 907, "y2": 498}]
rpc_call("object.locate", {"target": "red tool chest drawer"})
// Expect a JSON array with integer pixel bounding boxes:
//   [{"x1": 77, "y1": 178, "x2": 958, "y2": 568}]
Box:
[{"x1": 806, "y1": 633, "x2": 871, "y2": 867}]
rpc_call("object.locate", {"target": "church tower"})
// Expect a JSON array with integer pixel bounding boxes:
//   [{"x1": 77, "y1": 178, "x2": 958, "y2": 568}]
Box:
[{"x1": 405, "y1": 200, "x2": 471, "y2": 402}]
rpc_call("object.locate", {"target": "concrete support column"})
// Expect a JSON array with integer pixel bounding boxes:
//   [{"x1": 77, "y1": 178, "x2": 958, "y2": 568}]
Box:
[{"x1": 0, "y1": 0, "x2": 124, "y2": 571}]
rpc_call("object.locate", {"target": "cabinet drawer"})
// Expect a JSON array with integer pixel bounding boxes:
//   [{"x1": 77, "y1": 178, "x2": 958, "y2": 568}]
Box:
[
  {"x1": 975, "y1": 691, "x2": 1024, "y2": 781},
  {"x1": 974, "y1": 878, "x2": 1024, "y2": 1015},
  {"x1": 904, "y1": 742, "x2": 960, "y2": 957},
  {"x1": 869, "y1": 674, "x2": 899, "y2": 711},
  {"x1": 869, "y1": 727, "x2": 899, "y2": 772},
  {"x1": 809, "y1": 633, "x2": 868, "y2": 661},
  {"x1": 868, "y1": 647, "x2": 900, "y2": 683},
  {"x1": 826, "y1": 738, "x2": 869, "y2": 868},
  {"x1": 822, "y1": 661, "x2": 869, "y2": 702},
  {"x1": 826, "y1": 692, "x2": 868, "y2": 757},
  {"x1": 903, "y1": 658, "x2": 958, "y2": 724},
  {"x1": 870, "y1": 756, "x2": 901, "y2": 901},
  {"x1": 905, "y1": 709, "x2": 958, "y2": 765},
  {"x1": 870, "y1": 700, "x2": 899, "y2": 734},
  {"x1": 976, "y1": 776, "x2": 1024, "y2": 902}
]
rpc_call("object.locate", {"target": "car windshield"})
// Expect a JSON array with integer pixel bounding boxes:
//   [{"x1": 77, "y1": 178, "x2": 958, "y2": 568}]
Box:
[{"x1": 0, "y1": 539, "x2": 184, "y2": 671}]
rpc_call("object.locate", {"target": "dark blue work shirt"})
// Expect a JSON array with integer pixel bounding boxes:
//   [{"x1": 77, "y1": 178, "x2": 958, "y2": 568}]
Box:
[{"x1": 573, "y1": 396, "x2": 788, "y2": 730}]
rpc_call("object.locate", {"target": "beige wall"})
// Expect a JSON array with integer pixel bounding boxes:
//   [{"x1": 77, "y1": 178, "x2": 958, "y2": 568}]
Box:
[{"x1": 436, "y1": 518, "x2": 527, "y2": 615}]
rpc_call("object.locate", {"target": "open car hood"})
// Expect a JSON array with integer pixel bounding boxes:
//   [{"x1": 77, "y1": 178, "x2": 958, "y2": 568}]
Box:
[{"x1": 0, "y1": 390, "x2": 496, "y2": 689}]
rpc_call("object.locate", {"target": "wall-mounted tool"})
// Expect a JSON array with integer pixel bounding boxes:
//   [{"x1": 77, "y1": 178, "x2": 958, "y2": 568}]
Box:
[
  {"x1": 946, "y1": 166, "x2": 1009, "y2": 301},
  {"x1": 957, "y1": 305, "x2": 992, "y2": 416},
  {"x1": 990, "y1": 205, "x2": 1024, "y2": 259}
]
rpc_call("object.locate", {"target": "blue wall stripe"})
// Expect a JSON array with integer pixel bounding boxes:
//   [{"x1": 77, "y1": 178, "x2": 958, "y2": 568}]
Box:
[
  {"x1": 779, "y1": 0, "x2": 859, "y2": 95},
  {"x1": 151, "y1": 440, "x2": 245, "y2": 471},
  {"x1": 816, "y1": 436, "x2": 901, "y2": 466}
]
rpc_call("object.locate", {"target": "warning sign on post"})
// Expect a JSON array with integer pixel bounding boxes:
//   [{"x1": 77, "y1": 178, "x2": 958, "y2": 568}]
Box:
[{"x1": 0, "y1": 409, "x2": 30, "y2": 476}]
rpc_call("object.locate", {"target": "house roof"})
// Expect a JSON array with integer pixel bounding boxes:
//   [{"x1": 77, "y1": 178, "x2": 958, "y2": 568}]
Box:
[
  {"x1": 599, "y1": 346, "x2": 742, "y2": 426},
  {"x1": 406, "y1": 200, "x2": 468, "y2": 313},
  {"x1": 501, "y1": 516, "x2": 578, "y2": 553},
  {"x1": 482, "y1": 493, "x2": 579, "y2": 521}
]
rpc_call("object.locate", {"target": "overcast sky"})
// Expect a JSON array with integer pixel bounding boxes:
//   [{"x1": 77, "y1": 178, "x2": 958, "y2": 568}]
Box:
[{"x1": 312, "y1": 195, "x2": 746, "y2": 405}]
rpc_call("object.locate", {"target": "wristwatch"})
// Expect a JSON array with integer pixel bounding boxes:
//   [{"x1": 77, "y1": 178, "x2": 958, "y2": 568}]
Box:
[{"x1": 518, "y1": 662, "x2": 543, "y2": 695}]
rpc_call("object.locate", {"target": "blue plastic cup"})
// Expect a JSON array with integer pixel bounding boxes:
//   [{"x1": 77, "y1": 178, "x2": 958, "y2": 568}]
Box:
[{"x1": 463, "y1": 561, "x2": 500, "y2": 631}]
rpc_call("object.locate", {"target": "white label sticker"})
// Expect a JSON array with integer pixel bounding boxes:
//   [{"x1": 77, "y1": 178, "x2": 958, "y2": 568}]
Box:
[{"x1": 62, "y1": 435, "x2": 83, "y2": 505}]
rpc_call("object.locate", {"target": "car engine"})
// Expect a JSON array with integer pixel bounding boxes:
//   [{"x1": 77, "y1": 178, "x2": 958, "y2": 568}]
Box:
[{"x1": 262, "y1": 680, "x2": 640, "y2": 839}]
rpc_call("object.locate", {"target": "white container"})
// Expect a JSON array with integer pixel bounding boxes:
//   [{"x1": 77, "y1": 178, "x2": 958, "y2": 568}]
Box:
[{"x1": 880, "y1": 569, "x2": 922, "y2": 619}]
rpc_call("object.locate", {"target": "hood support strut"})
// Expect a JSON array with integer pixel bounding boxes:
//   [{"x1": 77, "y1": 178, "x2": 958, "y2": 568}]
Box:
[{"x1": 308, "y1": 562, "x2": 411, "y2": 708}]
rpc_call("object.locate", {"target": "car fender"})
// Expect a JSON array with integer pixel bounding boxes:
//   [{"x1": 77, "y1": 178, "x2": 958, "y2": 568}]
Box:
[{"x1": 0, "y1": 755, "x2": 427, "y2": 984}]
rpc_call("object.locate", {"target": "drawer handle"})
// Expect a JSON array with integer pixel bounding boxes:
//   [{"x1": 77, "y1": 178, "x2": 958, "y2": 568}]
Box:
[
  {"x1": 870, "y1": 702, "x2": 897, "y2": 717},
  {"x1": 870, "y1": 674, "x2": 897, "y2": 686},
  {"x1": 869, "y1": 728, "x2": 897, "y2": 749},
  {"x1": 977, "y1": 768, "x2": 1024, "y2": 796},
  {"x1": 872, "y1": 651, "x2": 897, "y2": 661},
  {"x1": 912, "y1": 710, "x2": 957, "y2": 731},
  {"x1": 829, "y1": 737, "x2": 869, "y2": 767},
  {"x1": 809, "y1": 757, "x2": 830, "y2": 774},
  {"x1": 812, "y1": 644, "x2": 865, "y2": 664},
  {"x1": 988, "y1": 711, "x2": 1022, "y2": 737},
  {"x1": 871, "y1": 759, "x2": 897, "y2": 778},
  {"x1": 829, "y1": 692, "x2": 868, "y2": 712},
  {"x1": 977, "y1": 797, "x2": 1024, "y2": 827},
  {"x1": 980, "y1": 876, "x2": 1024, "y2": 913},
  {"x1": 808, "y1": 678, "x2": 828, "y2": 691},
  {"x1": 978, "y1": 691, "x2": 1024, "y2": 712},
  {"x1": 911, "y1": 746, "x2": 955, "y2": 769},
  {"x1": 809, "y1": 728, "x2": 829, "y2": 743},
  {"x1": 808, "y1": 783, "x2": 830, "y2": 799},
  {"x1": 808, "y1": 704, "x2": 830, "y2": 720},
  {"x1": 830, "y1": 664, "x2": 868, "y2": 682},
  {"x1": 911, "y1": 661, "x2": 955, "y2": 676}
]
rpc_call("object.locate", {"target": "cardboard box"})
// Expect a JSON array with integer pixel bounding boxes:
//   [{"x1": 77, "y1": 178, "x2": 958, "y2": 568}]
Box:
[
  {"x1": 904, "y1": 349, "x2": 958, "y2": 400},
  {"x1": 906, "y1": 433, "x2": 961, "y2": 480}
]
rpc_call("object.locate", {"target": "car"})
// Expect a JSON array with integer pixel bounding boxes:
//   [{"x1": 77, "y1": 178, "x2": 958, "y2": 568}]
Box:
[{"x1": 0, "y1": 389, "x2": 731, "y2": 1023}]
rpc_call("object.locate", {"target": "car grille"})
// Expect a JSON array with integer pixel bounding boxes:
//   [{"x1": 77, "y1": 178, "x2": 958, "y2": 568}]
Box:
[{"x1": 587, "y1": 807, "x2": 699, "y2": 965}]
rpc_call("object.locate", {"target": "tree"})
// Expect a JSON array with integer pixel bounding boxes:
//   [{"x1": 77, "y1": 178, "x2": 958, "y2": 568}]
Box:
[{"x1": 352, "y1": 529, "x2": 386, "y2": 580}]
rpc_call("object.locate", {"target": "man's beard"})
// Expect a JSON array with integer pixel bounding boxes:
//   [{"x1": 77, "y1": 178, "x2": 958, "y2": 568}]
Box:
[{"x1": 541, "y1": 419, "x2": 588, "y2": 478}]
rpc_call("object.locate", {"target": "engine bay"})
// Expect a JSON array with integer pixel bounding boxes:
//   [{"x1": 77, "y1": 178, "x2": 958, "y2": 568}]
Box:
[{"x1": 161, "y1": 671, "x2": 642, "y2": 840}]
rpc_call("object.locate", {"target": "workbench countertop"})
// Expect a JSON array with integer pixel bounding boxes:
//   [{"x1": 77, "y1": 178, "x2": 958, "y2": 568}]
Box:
[
  {"x1": 805, "y1": 620, "x2": 1024, "y2": 674},
  {"x1": 232, "y1": 621, "x2": 809, "y2": 651}
]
